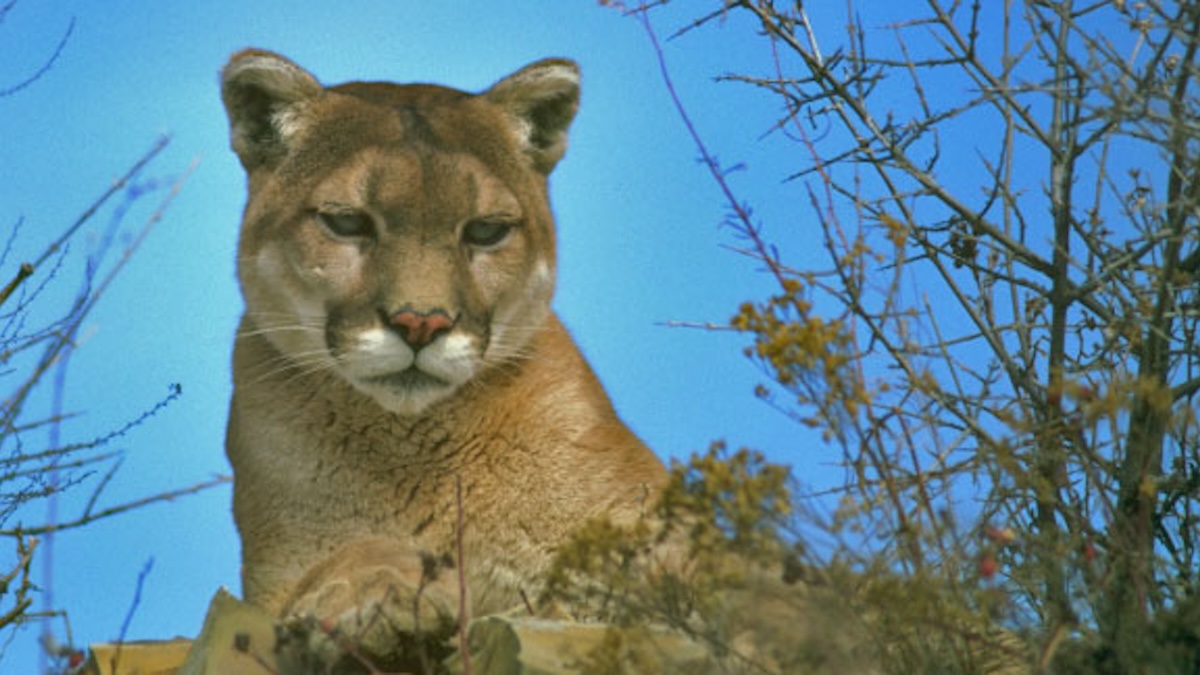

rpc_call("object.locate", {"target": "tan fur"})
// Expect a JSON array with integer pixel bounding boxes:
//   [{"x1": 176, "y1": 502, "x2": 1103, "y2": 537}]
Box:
[{"x1": 220, "y1": 49, "x2": 666, "y2": 646}]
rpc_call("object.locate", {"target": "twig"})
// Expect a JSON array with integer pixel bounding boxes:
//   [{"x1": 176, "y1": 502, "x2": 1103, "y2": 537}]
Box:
[
  {"x1": 82, "y1": 458, "x2": 123, "y2": 521},
  {"x1": 70, "y1": 156, "x2": 198, "y2": 323},
  {"x1": 31, "y1": 136, "x2": 171, "y2": 273},
  {"x1": 518, "y1": 589, "x2": 535, "y2": 616},
  {"x1": 0, "y1": 448, "x2": 118, "y2": 485},
  {"x1": 0, "y1": 262, "x2": 32, "y2": 308},
  {"x1": 635, "y1": 11, "x2": 790, "y2": 291},
  {"x1": 0, "y1": 139, "x2": 180, "y2": 433},
  {"x1": 0, "y1": 474, "x2": 232, "y2": 537},
  {"x1": 0, "y1": 16, "x2": 74, "y2": 98},
  {"x1": 0, "y1": 534, "x2": 37, "y2": 628},
  {"x1": 1, "y1": 383, "x2": 183, "y2": 471},
  {"x1": 657, "y1": 320, "x2": 737, "y2": 332},
  {"x1": 455, "y1": 474, "x2": 472, "y2": 675},
  {"x1": 110, "y1": 558, "x2": 154, "y2": 675}
]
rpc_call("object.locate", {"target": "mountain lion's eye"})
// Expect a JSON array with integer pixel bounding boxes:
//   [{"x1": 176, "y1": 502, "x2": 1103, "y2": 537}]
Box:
[
  {"x1": 318, "y1": 211, "x2": 374, "y2": 239},
  {"x1": 462, "y1": 219, "x2": 515, "y2": 248}
]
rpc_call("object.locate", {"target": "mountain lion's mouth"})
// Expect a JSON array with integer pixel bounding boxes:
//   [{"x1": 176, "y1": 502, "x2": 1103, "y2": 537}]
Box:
[{"x1": 365, "y1": 368, "x2": 448, "y2": 392}]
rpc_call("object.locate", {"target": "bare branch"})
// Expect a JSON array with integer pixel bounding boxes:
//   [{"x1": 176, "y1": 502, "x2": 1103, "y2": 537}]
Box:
[
  {"x1": 0, "y1": 475, "x2": 231, "y2": 537},
  {"x1": 0, "y1": 15, "x2": 74, "y2": 98}
]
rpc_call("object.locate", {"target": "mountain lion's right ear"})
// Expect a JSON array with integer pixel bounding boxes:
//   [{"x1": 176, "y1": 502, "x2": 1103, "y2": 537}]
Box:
[{"x1": 221, "y1": 48, "x2": 324, "y2": 171}]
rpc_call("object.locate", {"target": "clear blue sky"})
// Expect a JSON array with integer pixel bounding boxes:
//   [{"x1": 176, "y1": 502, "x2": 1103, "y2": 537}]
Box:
[{"x1": 0, "y1": 1, "x2": 872, "y2": 668}]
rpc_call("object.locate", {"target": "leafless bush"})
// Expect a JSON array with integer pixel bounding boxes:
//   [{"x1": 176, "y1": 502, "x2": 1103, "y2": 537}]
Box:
[
  {"x1": 565, "y1": 2, "x2": 1200, "y2": 673},
  {"x1": 1, "y1": 6, "x2": 225, "y2": 666}
]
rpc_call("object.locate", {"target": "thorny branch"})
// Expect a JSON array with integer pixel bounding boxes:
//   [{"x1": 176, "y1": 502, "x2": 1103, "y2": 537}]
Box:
[{"x1": 636, "y1": 0, "x2": 1200, "y2": 670}]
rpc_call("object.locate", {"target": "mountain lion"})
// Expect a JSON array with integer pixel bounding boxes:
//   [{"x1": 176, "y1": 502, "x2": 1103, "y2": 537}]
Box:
[{"x1": 220, "y1": 48, "x2": 666, "y2": 665}]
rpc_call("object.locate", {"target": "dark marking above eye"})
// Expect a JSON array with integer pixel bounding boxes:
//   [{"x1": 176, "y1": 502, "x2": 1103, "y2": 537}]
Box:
[{"x1": 317, "y1": 210, "x2": 374, "y2": 239}]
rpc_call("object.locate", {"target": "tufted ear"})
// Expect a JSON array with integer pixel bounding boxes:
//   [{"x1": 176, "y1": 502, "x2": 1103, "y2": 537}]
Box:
[
  {"x1": 220, "y1": 48, "x2": 324, "y2": 171},
  {"x1": 483, "y1": 58, "x2": 580, "y2": 174}
]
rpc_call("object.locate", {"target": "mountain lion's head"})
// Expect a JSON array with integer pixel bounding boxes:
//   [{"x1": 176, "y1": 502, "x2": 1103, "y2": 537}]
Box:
[{"x1": 221, "y1": 49, "x2": 579, "y2": 415}]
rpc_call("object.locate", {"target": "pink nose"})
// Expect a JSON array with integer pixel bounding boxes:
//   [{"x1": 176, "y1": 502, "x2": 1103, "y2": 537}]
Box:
[{"x1": 388, "y1": 308, "x2": 455, "y2": 350}]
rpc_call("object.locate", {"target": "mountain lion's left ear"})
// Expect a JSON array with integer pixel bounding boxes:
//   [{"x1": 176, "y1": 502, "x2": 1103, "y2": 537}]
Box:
[{"x1": 484, "y1": 58, "x2": 580, "y2": 174}]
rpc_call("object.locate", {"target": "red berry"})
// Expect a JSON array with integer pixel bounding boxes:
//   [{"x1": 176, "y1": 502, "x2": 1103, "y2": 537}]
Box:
[{"x1": 979, "y1": 554, "x2": 998, "y2": 579}]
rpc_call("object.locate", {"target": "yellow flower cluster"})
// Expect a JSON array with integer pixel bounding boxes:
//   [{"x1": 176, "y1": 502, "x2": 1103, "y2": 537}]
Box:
[{"x1": 731, "y1": 276, "x2": 867, "y2": 438}]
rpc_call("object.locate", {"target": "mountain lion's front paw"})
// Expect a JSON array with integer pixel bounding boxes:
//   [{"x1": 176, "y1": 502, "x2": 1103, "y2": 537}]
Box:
[{"x1": 277, "y1": 538, "x2": 458, "y2": 673}]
